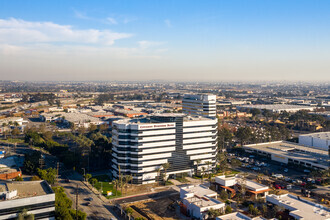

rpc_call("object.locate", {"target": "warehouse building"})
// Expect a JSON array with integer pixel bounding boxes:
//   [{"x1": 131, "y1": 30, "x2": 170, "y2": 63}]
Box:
[
  {"x1": 111, "y1": 113, "x2": 217, "y2": 184},
  {"x1": 267, "y1": 194, "x2": 330, "y2": 219},
  {"x1": 243, "y1": 141, "x2": 329, "y2": 170},
  {"x1": 0, "y1": 180, "x2": 55, "y2": 219},
  {"x1": 238, "y1": 104, "x2": 316, "y2": 113},
  {"x1": 299, "y1": 132, "x2": 330, "y2": 151}
]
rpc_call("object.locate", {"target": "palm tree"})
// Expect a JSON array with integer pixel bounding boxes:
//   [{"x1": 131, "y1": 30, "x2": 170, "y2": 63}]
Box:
[
  {"x1": 205, "y1": 161, "x2": 212, "y2": 178},
  {"x1": 162, "y1": 163, "x2": 170, "y2": 184},
  {"x1": 125, "y1": 207, "x2": 133, "y2": 220},
  {"x1": 155, "y1": 167, "x2": 161, "y2": 185},
  {"x1": 201, "y1": 167, "x2": 206, "y2": 183},
  {"x1": 195, "y1": 159, "x2": 201, "y2": 176},
  {"x1": 113, "y1": 179, "x2": 119, "y2": 196}
]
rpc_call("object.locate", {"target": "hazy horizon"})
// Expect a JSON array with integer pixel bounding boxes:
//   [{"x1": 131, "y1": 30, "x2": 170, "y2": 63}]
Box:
[{"x1": 1, "y1": 0, "x2": 330, "y2": 81}]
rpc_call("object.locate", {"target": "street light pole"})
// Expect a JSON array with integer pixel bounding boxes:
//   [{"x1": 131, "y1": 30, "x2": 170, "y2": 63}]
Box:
[{"x1": 82, "y1": 168, "x2": 85, "y2": 181}]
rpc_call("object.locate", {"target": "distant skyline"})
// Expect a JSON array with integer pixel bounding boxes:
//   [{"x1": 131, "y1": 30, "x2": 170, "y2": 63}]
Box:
[{"x1": 0, "y1": 0, "x2": 330, "y2": 81}]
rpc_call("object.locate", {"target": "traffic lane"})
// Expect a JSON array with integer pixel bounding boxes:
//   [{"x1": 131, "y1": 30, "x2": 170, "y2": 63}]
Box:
[{"x1": 59, "y1": 179, "x2": 113, "y2": 220}]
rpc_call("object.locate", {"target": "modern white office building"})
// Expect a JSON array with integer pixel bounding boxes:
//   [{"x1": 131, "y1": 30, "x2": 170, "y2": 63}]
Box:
[
  {"x1": 299, "y1": 132, "x2": 330, "y2": 151},
  {"x1": 182, "y1": 94, "x2": 217, "y2": 118},
  {"x1": 111, "y1": 113, "x2": 217, "y2": 184},
  {"x1": 0, "y1": 180, "x2": 55, "y2": 220}
]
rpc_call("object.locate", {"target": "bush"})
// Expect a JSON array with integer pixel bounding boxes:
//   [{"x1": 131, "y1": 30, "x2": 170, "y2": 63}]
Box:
[
  {"x1": 31, "y1": 175, "x2": 41, "y2": 181},
  {"x1": 14, "y1": 176, "x2": 23, "y2": 181},
  {"x1": 220, "y1": 190, "x2": 229, "y2": 201},
  {"x1": 225, "y1": 205, "x2": 232, "y2": 214}
]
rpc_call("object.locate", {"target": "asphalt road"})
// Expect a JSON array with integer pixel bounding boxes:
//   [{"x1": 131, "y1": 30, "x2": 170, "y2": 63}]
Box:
[{"x1": 59, "y1": 172, "x2": 119, "y2": 220}]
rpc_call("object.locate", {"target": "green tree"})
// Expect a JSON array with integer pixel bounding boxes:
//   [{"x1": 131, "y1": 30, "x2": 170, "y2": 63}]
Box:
[
  {"x1": 162, "y1": 163, "x2": 170, "y2": 183},
  {"x1": 37, "y1": 168, "x2": 57, "y2": 185},
  {"x1": 84, "y1": 173, "x2": 92, "y2": 182},
  {"x1": 195, "y1": 159, "x2": 201, "y2": 176},
  {"x1": 220, "y1": 190, "x2": 229, "y2": 201},
  {"x1": 14, "y1": 176, "x2": 23, "y2": 181},
  {"x1": 11, "y1": 127, "x2": 21, "y2": 138},
  {"x1": 225, "y1": 205, "x2": 232, "y2": 214},
  {"x1": 17, "y1": 208, "x2": 34, "y2": 220},
  {"x1": 236, "y1": 127, "x2": 253, "y2": 145},
  {"x1": 207, "y1": 208, "x2": 222, "y2": 218},
  {"x1": 90, "y1": 178, "x2": 98, "y2": 186},
  {"x1": 31, "y1": 175, "x2": 41, "y2": 181},
  {"x1": 230, "y1": 158, "x2": 242, "y2": 168},
  {"x1": 69, "y1": 209, "x2": 87, "y2": 220},
  {"x1": 125, "y1": 207, "x2": 134, "y2": 220},
  {"x1": 52, "y1": 186, "x2": 73, "y2": 220},
  {"x1": 88, "y1": 124, "x2": 97, "y2": 133}
]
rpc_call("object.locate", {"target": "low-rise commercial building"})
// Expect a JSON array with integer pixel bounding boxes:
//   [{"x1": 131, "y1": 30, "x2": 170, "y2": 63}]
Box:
[
  {"x1": 180, "y1": 185, "x2": 225, "y2": 220},
  {"x1": 40, "y1": 112, "x2": 104, "y2": 128},
  {"x1": 0, "y1": 180, "x2": 55, "y2": 219},
  {"x1": 216, "y1": 212, "x2": 266, "y2": 220},
  {"x1": 239, "y1": 104, "x2": 316, "y2": 113},
  {"x1": 215, "y1": 175, "x2": 270, "y2": 199},
  {"x1": 243, "y1": 141, "x2": 329, "y2": 170},
  {"x1": 266, "y1": 194, "x2": 330, "y2": 219},
  {"x1": 0, "y1": 155, "x2": 24, "y2": 180},
  {"x1": 299, "y1": 132, "x2": 330, "y2": 151}
]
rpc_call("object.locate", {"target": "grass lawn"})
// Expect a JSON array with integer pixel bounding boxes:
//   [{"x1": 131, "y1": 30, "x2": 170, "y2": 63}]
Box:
[
  {"x1": 91, "y1": 175, "x2": 121, "y2": 198},
  {"x1": 0, "y1": 138, "x2": 25, "y2": 144}
]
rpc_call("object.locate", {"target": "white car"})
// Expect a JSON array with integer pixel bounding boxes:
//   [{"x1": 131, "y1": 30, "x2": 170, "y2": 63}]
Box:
[{"x1": 272, "y1": 174, "x2": 284, "y2": 179}]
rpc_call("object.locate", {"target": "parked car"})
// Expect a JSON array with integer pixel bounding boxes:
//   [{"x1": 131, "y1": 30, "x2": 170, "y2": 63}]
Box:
[
  {"x1": 303, "y1": 169, "x2": 311, "y2": 173},
  {"x1": 284, "y1": 168, "x2": 288, "y2": 173},
  {"x1": 274, "y1": 184, "x2": 283, "y2": 189},
  {"x1": 284, "y1": 177, "x2": 291, "y2": 182},
  {"x1": 272, "y1": 174, "x2": 284, "y2": 179},
  {"x1": 286, "y1": 184, "x2": 292, "y2": 189}
]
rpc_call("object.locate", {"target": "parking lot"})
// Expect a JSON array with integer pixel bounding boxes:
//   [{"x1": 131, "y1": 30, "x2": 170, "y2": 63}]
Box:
[{"x1": 228, "y1": 151, "x2": 330, "y2": 198}]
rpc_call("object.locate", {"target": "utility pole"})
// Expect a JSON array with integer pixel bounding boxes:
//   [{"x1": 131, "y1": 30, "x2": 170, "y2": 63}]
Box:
[
  {"x1": 56, "y1": 162, "x2": 59, "y2": 184},
  {"x1": 82, "y1": 168, "x2": 85, "y2": 181},
  {"x1": 75, "y1": 184, "x2": 79, "y2": 220}
]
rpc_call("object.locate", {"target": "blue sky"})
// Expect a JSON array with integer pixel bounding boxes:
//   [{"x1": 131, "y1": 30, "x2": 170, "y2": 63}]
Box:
[{"x1": 0, "y1": 0, "x2": 329, "y2": 81}]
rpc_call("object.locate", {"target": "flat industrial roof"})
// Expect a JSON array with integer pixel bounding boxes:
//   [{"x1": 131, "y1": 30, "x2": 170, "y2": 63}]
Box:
[
  {"x1": 185, "y1": 196, "x2": 223, "y2": 208},
  {"x1": 267, "y1": 194, "x2": 330, "y2": 219},
  {"x1": 216, "y1": 212, "x2": 253, "y2": 220},
  {"x1": 240, "y1": 104, "x2": 314, "y2": 110},
  {"x1": 115, "y1": 114, "x2": 214, "y2": 125},
  {"x1": 0, "y1": 180, "x2": 53, "y2": 200},
  {"x1": 181, "y1": 184, "x2": 217, "y2": 198},
  {"x1": 216, "y1": 175, "x2": 269, "y2": 192},
  {"x1": 300, "y1": 132, "x2": 330, "y2": 140},
  {"x1": 244, "y1": 141, "x2": 329, "y2": 168}
]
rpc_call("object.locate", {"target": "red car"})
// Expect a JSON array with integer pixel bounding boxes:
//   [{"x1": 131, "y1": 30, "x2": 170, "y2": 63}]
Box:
[{"x1": 274, "y1": 184, "x2": 282, "y2": 189}]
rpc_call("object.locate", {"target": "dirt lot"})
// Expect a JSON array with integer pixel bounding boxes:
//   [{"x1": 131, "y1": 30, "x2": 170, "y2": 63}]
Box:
[{"x1": 124, "y1": 195, "x2": 182, "y2": 220}]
